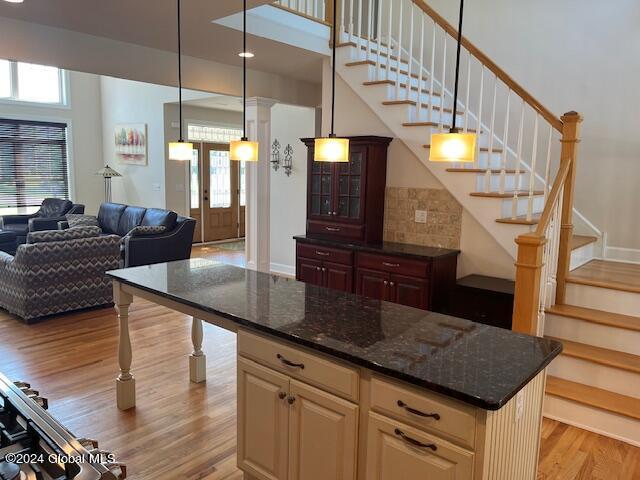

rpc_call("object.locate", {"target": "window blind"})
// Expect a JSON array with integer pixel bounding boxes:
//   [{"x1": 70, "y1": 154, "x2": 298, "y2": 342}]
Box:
[{"x1": 0, "y1": 118, "x2": 70, "y2": 208}]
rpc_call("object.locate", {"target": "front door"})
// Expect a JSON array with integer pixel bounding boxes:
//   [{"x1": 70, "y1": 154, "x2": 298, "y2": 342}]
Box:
[{"x1": 190, "y1": 142, "x2": 245, "y2": 243}]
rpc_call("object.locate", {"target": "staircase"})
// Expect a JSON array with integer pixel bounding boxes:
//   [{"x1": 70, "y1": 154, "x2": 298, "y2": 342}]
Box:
[{"x1": 324, "y1": 0, "x2": 638, "y2": 446}]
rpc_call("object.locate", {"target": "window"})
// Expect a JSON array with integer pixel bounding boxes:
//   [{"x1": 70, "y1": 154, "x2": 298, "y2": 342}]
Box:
[
  {"x1": 0, "y1": 59, "x2": 66, "y2": 105},
  {"x1": 188, "y1": 124, "x2": 242, "y2": 143},
  {"x1": 0, "y1": 118, "x2": 70, "y2": 214}
]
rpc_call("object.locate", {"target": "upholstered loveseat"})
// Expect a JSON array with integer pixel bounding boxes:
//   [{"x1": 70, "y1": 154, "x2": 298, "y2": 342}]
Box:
[
  {"x1": 61, "y1": 202, "x2": 196, "y2": 268},
  {"x1": 0, "y1": 226, "x2": 121, "y2": 322}
]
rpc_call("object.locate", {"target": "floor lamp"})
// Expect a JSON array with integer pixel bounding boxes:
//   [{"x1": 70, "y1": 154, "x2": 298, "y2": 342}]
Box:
[{"x1": 96, "y1": 165, "x2": 122, "y2": 203}]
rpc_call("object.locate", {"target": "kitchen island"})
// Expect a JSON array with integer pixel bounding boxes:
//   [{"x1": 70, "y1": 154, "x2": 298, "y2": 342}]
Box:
[{"x1": 107, "y1": 258, "x2": 561, "y2": 480}]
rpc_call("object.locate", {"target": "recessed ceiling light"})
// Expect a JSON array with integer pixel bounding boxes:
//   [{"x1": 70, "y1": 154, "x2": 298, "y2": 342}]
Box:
[
  {"x1": 3, "y1": 0, "x2": 25, "y2": 3},
  {"x1": 238, "y1": 52, "x2": 254, "y2": 58}
]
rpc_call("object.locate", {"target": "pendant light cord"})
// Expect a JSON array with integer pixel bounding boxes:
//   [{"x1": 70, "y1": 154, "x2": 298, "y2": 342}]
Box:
[
  {"x1": 242, "y1": 0, "x2": 247, "y2": 140},
  {"x1": 330, "y1": 0, "x2": 337, "y2": 137},
  {"x1": 177, "y1": 0, "x2": 184, "y2": 142},
  {"x1": 451, "y1": 0, "x2": 464, "y2": 133}
]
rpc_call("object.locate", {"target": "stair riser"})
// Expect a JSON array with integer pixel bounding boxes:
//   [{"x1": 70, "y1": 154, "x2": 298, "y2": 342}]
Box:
[
  {"x1": 500, "y1": 195, "x2": 544, "y2": 218},
  {"x1": 565, "y1": 283, "x2": 640, "y2": 317},
  {"x1": 547, "y1": 355, "x2": 639, "y2": 399},
  {"x1": 544, "y1": 395, "x2": 640, "y2": 447},
  {"x1": 545, "y1": 313, "x2": 640, "y2": 356},
  {"x1": 569, "y1": 241, "x2": 597, "y2": 271},
  {"x1": 475, "y1": 173, "x2": 530, "y2": 192}
]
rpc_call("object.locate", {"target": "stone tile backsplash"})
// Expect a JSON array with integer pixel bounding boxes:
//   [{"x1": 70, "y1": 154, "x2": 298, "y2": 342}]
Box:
[{"x1": 383, "y1": 187, "x2": 462, "y2": 249}]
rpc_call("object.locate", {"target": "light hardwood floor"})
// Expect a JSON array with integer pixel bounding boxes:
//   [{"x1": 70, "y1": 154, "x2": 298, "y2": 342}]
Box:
[{"x1": 0, "y1": 245, "x2": 638, "y2": 479}]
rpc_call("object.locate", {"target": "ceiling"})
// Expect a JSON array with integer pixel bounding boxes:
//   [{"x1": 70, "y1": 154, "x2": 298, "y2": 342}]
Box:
[{"x1": 0, "y1": 0, "x2": 324, "y2": 83}]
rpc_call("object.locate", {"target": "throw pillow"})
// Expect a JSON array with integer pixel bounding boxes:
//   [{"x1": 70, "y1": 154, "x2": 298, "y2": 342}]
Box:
[
  {"x1": 124, "y1": 225, "x2": 167, "y2": 239},
  {"x1": 27, "y1": 226, "x2": 102, "y2": 244},
  {"x1": 66, "y1": 213, "x2": 100, "y2": 228}
]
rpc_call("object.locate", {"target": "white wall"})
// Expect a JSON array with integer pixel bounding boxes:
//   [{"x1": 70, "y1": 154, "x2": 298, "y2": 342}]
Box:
[
  {"x1": 99, "y1": 76, "x2": 210, "y2": 209},
  {"x1": 0, "y1": 70, "x2": 104, "y2": 214},
  {"x1": 428, "y1": 0, "x2": 640, "y2": 251},
  {"x1": 322, "y1": 59, "x2": 515, "y2": 279},
  {"x1": 269, "y1": 104, "x2": 316, "y2": 275}
]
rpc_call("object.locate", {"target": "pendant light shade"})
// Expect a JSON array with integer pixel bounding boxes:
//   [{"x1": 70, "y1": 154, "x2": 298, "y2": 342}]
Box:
[
  {"x1": 231, "y1": 0, "x2": 258, "y2": 162},
  {"x1": 314, "y1": 0, "x2": 349, "y2": 163},
  {"x1": 168, "y1": 0, "x2": 193, "y2": 161},
  {"x1": 429, "y1": 132, "x2": 476, "y2": 163},
  {"x1": 429, "y1": 0, "x2": 476, "y2": 163}
]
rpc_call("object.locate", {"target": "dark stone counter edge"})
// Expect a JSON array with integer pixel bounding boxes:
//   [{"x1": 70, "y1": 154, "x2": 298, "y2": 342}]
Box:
[
  {"x1": 108, "y1": 274, "x2": 563, "y2": 411},
  {"x1": 294, "y1": 235, "x2": 460, "y2": 261}
]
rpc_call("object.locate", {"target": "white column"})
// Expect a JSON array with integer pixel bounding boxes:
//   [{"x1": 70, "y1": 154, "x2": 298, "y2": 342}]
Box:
[{"x1": 245, "y1": 97, "x2": 276, "y2": 273}]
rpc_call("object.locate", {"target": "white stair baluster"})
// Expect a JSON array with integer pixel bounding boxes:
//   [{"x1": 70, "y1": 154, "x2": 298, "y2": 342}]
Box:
[
  {"x1": 475, "y1": 66, "x2": 484, "y2": 169},
  {"x1": 366, "y1": 0, "x2": 372, "y2": 59},
  {"x1": 499, "y1": 90, "x2": 511, "y2": 194},
  {"x1": 375, "y1": 0, "x2": 382, "y2": 80},
  {"x1": 406, "y1": 4, "x2": 414, "y2": 100},
  {"x1": 349, "y1": 0, "x2": 354, "y2": 44},
  {"x1": 340, "y1": 0, "x2": 345, "y2": 36},
  {"x1": 485, "y1": 77, "x2": 497, "y2": 192},
  {"x1": 357, "y1": 0, "x2": 363, "y2": 57},
  {"x1": 463, "y1": 52, "x2": 471, "y2": 132},
  {"x1": 511, "y1": 103, "x2": 525, "y2": 219},
  {"x1": 544, "y1": 124, "x2": 553, "y2": 200},
  {"x1": 527, "y1": 115, "x2": 539, "y2": 221},
  {"x1": 438, "y1": 32, "x2": 447, "y2": 131},
  {"x1": 428, "y1": 22, "x2": 436, "y2": 122},
  {"x1": 416, "y1": 15, "x2": 425, "y2": 116},
  {"x1": 395, "y1": 0, "x2": 403, "y2": 99},
  {"x1": 385, "y1": 0, "x2": 392, "y2": 80}
]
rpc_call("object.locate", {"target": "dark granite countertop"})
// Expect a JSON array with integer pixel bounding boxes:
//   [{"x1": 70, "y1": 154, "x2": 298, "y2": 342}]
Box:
[
  {"x1": 294, "y1": 235, "x2": 460, "y2": 260},
  {"x1": 107, "y1": 259, "x2": 561, "y2": 410}
]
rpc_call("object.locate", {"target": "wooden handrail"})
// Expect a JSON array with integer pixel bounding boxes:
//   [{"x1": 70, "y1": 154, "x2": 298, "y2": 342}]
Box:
[
  {"x1": 534, "y1": 157, "x2": 571, "y2": 236},
  {"x1": 412, "y1": 0, "x2": 563, "y2": 133}
]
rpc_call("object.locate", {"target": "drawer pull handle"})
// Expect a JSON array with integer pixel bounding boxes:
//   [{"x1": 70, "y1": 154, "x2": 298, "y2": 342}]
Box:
[
  {"x1": 287, "y1": 395, "x2": 296, "y2": 405},
  {"x1": 277, "y1": 354, "x2": 305, "y2": 369},
  {"x1": 325, "y1": 227, "x2": 341, "y2": 232},
  {"x1": 382, "y1": 262, "x2": 400, "y2": 267},
  {"x1": 394, "y1": 428, "x2": 437, "y2": 451},
  {"x1": 315, "y1": 251, "x2": 330, "y2": 256},
  {"x1": 397, "y1": 400, "x2": 441, "y2": 420}
]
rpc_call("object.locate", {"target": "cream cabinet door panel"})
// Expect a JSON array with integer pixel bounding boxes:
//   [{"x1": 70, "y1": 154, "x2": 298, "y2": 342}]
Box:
[
  {"x1": 288, "y1": 379, "x2": 359, "y2": 480},
  {"x1": 366, "y1": 412, "x2": 473, "y2": 480},
  {"x1": 238, "y1": 357, "x2": 290, "y2": 480}
]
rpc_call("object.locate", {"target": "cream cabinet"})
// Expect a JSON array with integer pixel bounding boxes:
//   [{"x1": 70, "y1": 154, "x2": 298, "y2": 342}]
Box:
[{"x1": 237, "y1": 354, "x2": 359, "y2": 480}]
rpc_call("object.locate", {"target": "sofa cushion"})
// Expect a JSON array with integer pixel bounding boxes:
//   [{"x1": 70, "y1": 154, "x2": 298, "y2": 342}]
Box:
[
  {"x1": 2, "y1": 223, "x2": 29, "y2": 236},
  {"x1": 39, "y1": 198, "x2": 73, "y2": 218},
  {"x1": 124, "y1": 225, "x2": 167, "y2": 238},
  {"x1": 98, "y1": 203, "x2": 127, "y2": 234},
  {"x1": 66, "y1": 214, "x2": 100, "y2": 228},
  {"x1": 27, "y1": 226, "x2": 102, "y2": 244},
  {"x1": 141, "y1": 208, "x2": 177, "y2": 230},
  {"x1": 116, "y1": 206, "x2": 147, "y2": 237}
]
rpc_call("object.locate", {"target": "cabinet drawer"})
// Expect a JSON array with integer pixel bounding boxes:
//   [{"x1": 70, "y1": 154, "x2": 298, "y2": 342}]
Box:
[
  {"x1": 370, "y1": 376, "x2": 477, "y2": 449},
  {"x1": 307, "y1": 220, "x2": 365, "y2": 241},
  {"x1": 238, "y1": 329, "x2": 359, "y2": 402},
  {"x1": 357, "y1": 252, "x2": 430, "y2": 278},
  {"x1": 365, "y1": 412, "x2": 474, "y2": 480},
  {"x1": 297, "y1": 242, "x2": 354, "y2": 265}
]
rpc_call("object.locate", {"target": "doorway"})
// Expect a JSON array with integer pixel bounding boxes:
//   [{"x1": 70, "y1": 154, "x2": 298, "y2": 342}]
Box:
[{"x1": 190, "y1": 141, "x2": 246, "y2": 243}]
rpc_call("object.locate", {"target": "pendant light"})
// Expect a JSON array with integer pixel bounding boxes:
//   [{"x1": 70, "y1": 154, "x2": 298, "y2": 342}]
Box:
[
  {"x1": 429, "y1": 0, "x2": 476, "y2": 163},
  {"x1": 314, "y1": 0, "x2": 349, "y2": 163},
  {"x1": 230, "y1": 0, "x2": 259, "y2": 162},
  {"x1": 168, "y1": 0, "x2": 193, "y2": 161}
]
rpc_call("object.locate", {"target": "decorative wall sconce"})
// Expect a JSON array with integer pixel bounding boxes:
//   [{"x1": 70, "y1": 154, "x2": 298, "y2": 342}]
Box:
[
  {"x1": 283, "y1": 144, "x2": 293, "y2": 176},
  {"x1": 271, "y1": 139, "x2": 281, "y2": 171}
]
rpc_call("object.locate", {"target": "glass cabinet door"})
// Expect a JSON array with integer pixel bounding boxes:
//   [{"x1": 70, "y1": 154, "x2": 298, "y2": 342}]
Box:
[
  {"x1": 335, "y1": 148, "x2": 364, "y2": 221},
  {"x1": 310, "y1": 161, "x2": 334, "y2": 217}
]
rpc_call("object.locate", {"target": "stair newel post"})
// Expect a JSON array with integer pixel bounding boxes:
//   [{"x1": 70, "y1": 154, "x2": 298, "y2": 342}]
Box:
[
  {"x1": 554, "y1": 111, "x2": 583, "y2": 305},
  {"x1": 513, "y1": 233, "x2": 546, "y2": 335}
]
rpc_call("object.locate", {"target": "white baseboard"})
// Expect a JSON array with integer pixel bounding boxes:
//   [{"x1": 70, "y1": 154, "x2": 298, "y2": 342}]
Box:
[
  {"x1": 604, "y1": 245, "x2": 640, "y2": 264},
  {"x1": 269, "y1": 262, "x2": 296, "y2": 278}
]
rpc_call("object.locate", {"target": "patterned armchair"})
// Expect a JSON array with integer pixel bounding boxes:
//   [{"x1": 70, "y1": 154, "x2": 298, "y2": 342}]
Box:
[{"x1": 0, "y1": 226, "x2": 121, "y2": 323}]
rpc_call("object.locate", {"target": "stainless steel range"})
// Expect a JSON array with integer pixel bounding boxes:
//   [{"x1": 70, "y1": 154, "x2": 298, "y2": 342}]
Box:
[{"x1": 0, "y1": 373, "x2": 126, "y2": 480}]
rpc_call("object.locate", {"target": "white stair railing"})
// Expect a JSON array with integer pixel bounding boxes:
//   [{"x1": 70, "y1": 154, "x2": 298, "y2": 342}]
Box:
[{"x1": 274, "y1": 0, "x2": 326, "y2": 22}]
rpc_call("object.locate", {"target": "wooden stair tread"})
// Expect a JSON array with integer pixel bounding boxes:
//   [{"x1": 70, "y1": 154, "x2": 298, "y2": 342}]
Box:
[
  {"x1": 427, "y1": 145, "x2": 503, "y2": 153},
  {"x1": 546, "y1": 336, "x2": 640, "y2": 374},
  {"x1": 567, "y1": 260, "x2": 640, "y2": 294},
  {"x1": 546, "y1": 376, "x2": 640, "y2": 420},
  {"x1": 546, "y1": 304, "x2": 640, "y2": 332},
  {"x1": 446, "y1": 168, "x2": 516, "y2": 174},
  {"x1": 362, "y1": 80, "x2": 442, "y2": 97},
  {"x1": 495, "y1": 214, "x2": 541, "y2": 225},
  {"x1": 382, "y1": 100, "x2": 463, "y2": 114},
  {"x1": 470, "y1": 191, "x2": 543, "y2": 198},
  {"x1": 346, "y1": 60, "x2": 428, "y2": 82},
  {"x1": 403, "y1": 122, "x2": 480, "y2": 132},
  {"x1": 570, "y1": 235, "x2": 598, "y2": 251}
]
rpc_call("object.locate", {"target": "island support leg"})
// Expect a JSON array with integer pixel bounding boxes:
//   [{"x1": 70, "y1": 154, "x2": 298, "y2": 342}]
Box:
[
  {"x1": 114, "y1": 283, "x2": 136, "y2": 410},
  {"x1": 189, "y1": 317, "x2": 206, "y2": 383}
]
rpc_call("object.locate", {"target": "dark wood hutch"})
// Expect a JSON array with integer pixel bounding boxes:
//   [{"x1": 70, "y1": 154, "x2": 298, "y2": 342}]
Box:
[{"x1": 295, "y1": 135, "x2": 459, "y2": 313}]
